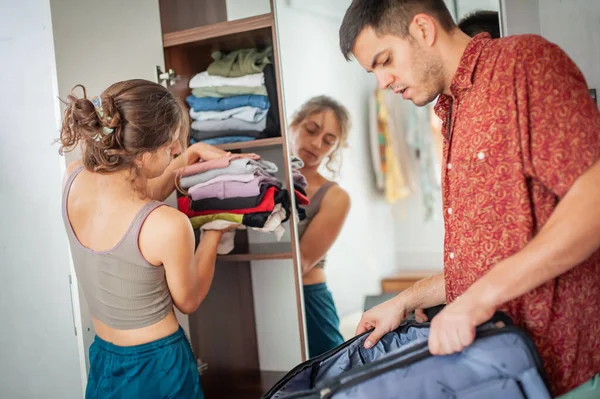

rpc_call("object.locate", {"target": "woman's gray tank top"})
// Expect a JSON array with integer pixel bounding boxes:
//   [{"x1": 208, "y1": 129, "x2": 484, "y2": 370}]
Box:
[
  {"x1": 62, "y1": 166, "x2": 173, "y2": 330},
  {"x1": 296, "y1": 181, "x2": 337, "y2": 269}
]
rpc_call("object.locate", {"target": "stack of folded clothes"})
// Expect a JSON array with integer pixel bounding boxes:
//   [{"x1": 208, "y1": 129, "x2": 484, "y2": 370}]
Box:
[
  {"x1": 177, "y1": 154, "x2": 308, "y2": 254},
  {"x1": 186, "y1": 46, "x2": 281, "y2": 146}
]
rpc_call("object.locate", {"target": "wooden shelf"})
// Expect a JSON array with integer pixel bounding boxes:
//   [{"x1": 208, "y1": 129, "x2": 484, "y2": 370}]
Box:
[
  {"x1": 218, "y1": 251, "x2": 293, "y2": 262},
  {"x1": 217, "y1": 243, "x2": 293, "y2": 262},
  {"x1": 163, "y1": 13, "x2": 274, "y2": 48},
  {"x1": 381, "y1": 270, "x2": 438, "y2": 293},
  {"x1": 214, "y1": 137, "x2": 283, "y2": 151}
]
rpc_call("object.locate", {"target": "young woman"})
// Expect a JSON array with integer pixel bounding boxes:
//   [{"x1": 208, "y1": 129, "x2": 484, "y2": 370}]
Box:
[
  {"x1": 60, "y1": 79, "x2": 252, "y2": 398},
  {"x1": 289, "y1": 96, "x2": 352, "y2": 358}
]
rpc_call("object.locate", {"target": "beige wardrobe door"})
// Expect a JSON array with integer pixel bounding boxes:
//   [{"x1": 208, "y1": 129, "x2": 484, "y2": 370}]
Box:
[{"x1": 48, "y1": 0, "x2": 191, "y2": 382}]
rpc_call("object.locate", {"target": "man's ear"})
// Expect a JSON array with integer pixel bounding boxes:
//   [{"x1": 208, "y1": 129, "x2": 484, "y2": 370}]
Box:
[{"x1": 409, "y1": 13, "x2": 438, "y2": 47}]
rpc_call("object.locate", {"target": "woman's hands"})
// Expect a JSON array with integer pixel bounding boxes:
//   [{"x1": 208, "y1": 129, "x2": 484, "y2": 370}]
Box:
[{"x1": 187, "y1": 142, "x2": 259, "y2": 164}]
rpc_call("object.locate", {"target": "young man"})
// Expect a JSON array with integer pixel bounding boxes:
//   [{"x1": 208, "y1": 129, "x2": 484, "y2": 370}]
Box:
[{"x1": 339, "y1": 0, "x2": 600, "y2": 397}]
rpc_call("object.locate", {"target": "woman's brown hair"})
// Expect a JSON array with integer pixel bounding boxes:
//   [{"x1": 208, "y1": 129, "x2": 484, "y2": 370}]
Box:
[
  {"x1": 290, "y1": 95, "x2": 351, "y2": 174},
  {"x1": 59, "y1": 79, "x2": 189, "y2": 174}
]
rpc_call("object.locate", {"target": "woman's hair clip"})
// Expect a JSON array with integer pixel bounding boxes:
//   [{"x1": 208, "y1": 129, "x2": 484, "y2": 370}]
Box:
[
  {"x1": 92, "y1": 96, "x2": 114, "y2": 135},
  {"x1": 91, "y1": 96, "x2": 102, "y2": 115}
]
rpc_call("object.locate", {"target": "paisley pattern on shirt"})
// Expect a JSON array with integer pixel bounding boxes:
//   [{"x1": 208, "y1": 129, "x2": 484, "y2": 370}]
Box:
[{"x1": 434, "y1": 33, "x2": 600, "y2": 396}]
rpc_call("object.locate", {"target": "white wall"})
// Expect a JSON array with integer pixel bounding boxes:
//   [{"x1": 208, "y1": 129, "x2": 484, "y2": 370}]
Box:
[
  {"x1": 0, "y1": 0, "x2": 83, "y2": 397},
  {"x1": 500, "y1": 0, "x2": 600, "y2": 98},
  {"x1": 226, "y1": 0, "x2": 271, "y2": 20},
  {"x1": 274, "y1": 0, "x2": 400, "y2": 316},
  {"x1": 538, "y1": 0, "x2": 600, "y2": 95},
  {"x1": 500, "y1": 0, "x2": 541, "y2": 36},
  {"x1": 393, "y1": 194, "x2": 444, "y2": 270}
]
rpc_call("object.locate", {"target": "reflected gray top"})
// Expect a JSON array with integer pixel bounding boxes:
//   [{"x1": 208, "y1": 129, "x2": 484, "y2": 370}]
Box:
[{"x1": 297, "y1": 181, "x2": 337, "y2": 269}]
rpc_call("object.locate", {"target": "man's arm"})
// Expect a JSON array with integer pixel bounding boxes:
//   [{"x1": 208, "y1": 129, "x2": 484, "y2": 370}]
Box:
[
  {"x1": 470, "y1": 160, "x2": 600, "y2": 306},
  {"x1": 429, "y1": 160, "x2": 600, "y2": 354}
]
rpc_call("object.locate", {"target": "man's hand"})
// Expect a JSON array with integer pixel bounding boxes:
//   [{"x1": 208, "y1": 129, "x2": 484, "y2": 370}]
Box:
[
  {"x1": 356, "y1": 273, "x2": 446, "y2": 349},
  {"x1": 414, "y1": 308, "x2": 429, "y2": 322},
  {"x1": 356, "y1": 296, "x2": 411, "y2": 349},
  {"x1": 428, "y1": 290, "x2": 496, "y2": 355}
]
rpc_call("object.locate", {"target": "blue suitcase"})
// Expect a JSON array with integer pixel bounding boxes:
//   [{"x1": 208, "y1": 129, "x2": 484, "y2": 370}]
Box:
[{"x1": 263, "y1": 312, "x2": 551, "y2": 399}]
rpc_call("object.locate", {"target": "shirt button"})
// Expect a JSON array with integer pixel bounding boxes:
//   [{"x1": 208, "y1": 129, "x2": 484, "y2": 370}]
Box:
[
  {"x1": 449, "y1": 252, "x2": 455, "y2": 259},
  {"x1": 477, "y1": 152, "x2": 485, "y2": 160},
  {"x1": 447, "y1": 163, "x2": 452, "y2": 170},
  {"x1": 447, "y1": 208, "x2": 453, "y2": 215}
]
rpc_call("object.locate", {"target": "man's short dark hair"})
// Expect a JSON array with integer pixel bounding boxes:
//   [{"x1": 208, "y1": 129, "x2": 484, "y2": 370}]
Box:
[
  {"x1": 339, "y1": 0, "x2": 456, "y2": 61},
  {"x1": 458, "y1": 10, "x2": 500, "y2": 39}
]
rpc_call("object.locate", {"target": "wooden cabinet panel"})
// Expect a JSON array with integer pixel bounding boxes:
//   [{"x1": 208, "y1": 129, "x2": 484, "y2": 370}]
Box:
[
  {"x1": 381, "y1": 271, "x2": 437, "y2": 293},
  {"x1": 159, "y1": 0, "x2": 227, "y2": 33}
]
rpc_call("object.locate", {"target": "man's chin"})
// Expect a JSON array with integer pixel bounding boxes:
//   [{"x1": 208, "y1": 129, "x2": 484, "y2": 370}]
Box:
[{"x1": 411, "y1": 94, "x2": 439, "y2": 107}]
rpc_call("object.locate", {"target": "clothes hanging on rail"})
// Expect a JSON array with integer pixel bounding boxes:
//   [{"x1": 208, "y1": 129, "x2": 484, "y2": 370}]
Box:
[
  {"x1": 369, "y1": 88, "x2": 413, "y2": 204},
  {"x1": 368, "y1": 88, "x2": 441, "y2": 220},
  {"x1": 405, "y1": 102, "x2": 442, "y2": 221}
]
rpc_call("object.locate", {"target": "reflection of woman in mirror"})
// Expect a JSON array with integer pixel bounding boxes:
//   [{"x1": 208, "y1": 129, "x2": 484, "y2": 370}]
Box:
[{"x1": 289, "y1": 96, "x2": 351, "y2": 358}]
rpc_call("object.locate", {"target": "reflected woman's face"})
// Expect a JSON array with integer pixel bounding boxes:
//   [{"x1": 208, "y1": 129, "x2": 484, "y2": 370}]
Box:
[{"x1": 290, "y1": 110, "x2": 341, "y2": 169}]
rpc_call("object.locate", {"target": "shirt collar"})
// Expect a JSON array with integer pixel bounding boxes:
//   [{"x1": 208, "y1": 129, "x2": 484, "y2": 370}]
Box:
[{"x1": 434, "y1": 32, "x2": 491, "y2": 121}]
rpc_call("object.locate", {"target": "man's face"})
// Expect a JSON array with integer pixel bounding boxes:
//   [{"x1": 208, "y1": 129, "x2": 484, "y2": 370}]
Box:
[{"x1": 352, "y1": 25, "x2": 445, "y2": 107}]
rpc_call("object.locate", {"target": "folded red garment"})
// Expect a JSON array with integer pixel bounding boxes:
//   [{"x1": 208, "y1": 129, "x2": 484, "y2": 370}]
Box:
[
  {"x1": 178, "y1": 186, "x2": 277, "y2": 216},
  {"x1": 177, "y1": 196, "x2": 205, "y2": 218},
  {"x1": 294, "y1": 190, "x2": 310, "y2": 206}
]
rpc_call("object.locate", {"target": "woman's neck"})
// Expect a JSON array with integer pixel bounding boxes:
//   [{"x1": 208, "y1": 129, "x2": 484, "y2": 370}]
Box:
[
  {"x1": 96, "y1": 169, "x2": 149, "y2": 200},
  {"x1": 300, "y1": 165, "x2": 322, "y2": 182}
]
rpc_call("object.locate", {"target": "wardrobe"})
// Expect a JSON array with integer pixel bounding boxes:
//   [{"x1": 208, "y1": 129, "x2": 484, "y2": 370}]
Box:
[{"x1": 50, "y1": 0, "x2": 307, "y2": 397}]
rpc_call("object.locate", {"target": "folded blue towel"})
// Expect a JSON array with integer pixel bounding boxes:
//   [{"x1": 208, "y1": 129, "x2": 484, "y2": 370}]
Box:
[{"x1": 186, "y1": 94, "x2": 270, "y2": 112}]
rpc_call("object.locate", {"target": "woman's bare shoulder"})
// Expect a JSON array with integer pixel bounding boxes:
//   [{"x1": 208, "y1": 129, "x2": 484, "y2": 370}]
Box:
[{"x1": 322, "y1": 183, "x2": 350, "y2": 211}]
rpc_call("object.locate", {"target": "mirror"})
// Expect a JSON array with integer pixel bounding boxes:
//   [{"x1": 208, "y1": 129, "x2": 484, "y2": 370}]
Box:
[{"x1": 273, "y1": 0, "x2": 501, "y2": 358}]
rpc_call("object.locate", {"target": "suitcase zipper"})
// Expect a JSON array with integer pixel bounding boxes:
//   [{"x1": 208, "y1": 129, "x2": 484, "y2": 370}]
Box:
[
  {"x1": 262, "y1": 330, "x2": 370, "y2": 398},
  {"x1": 269, "y1": 322, "x2": 433, "y2": 399},
  {"x1": 319, "y1": 325, "x2": 548, "y2": 399}
]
